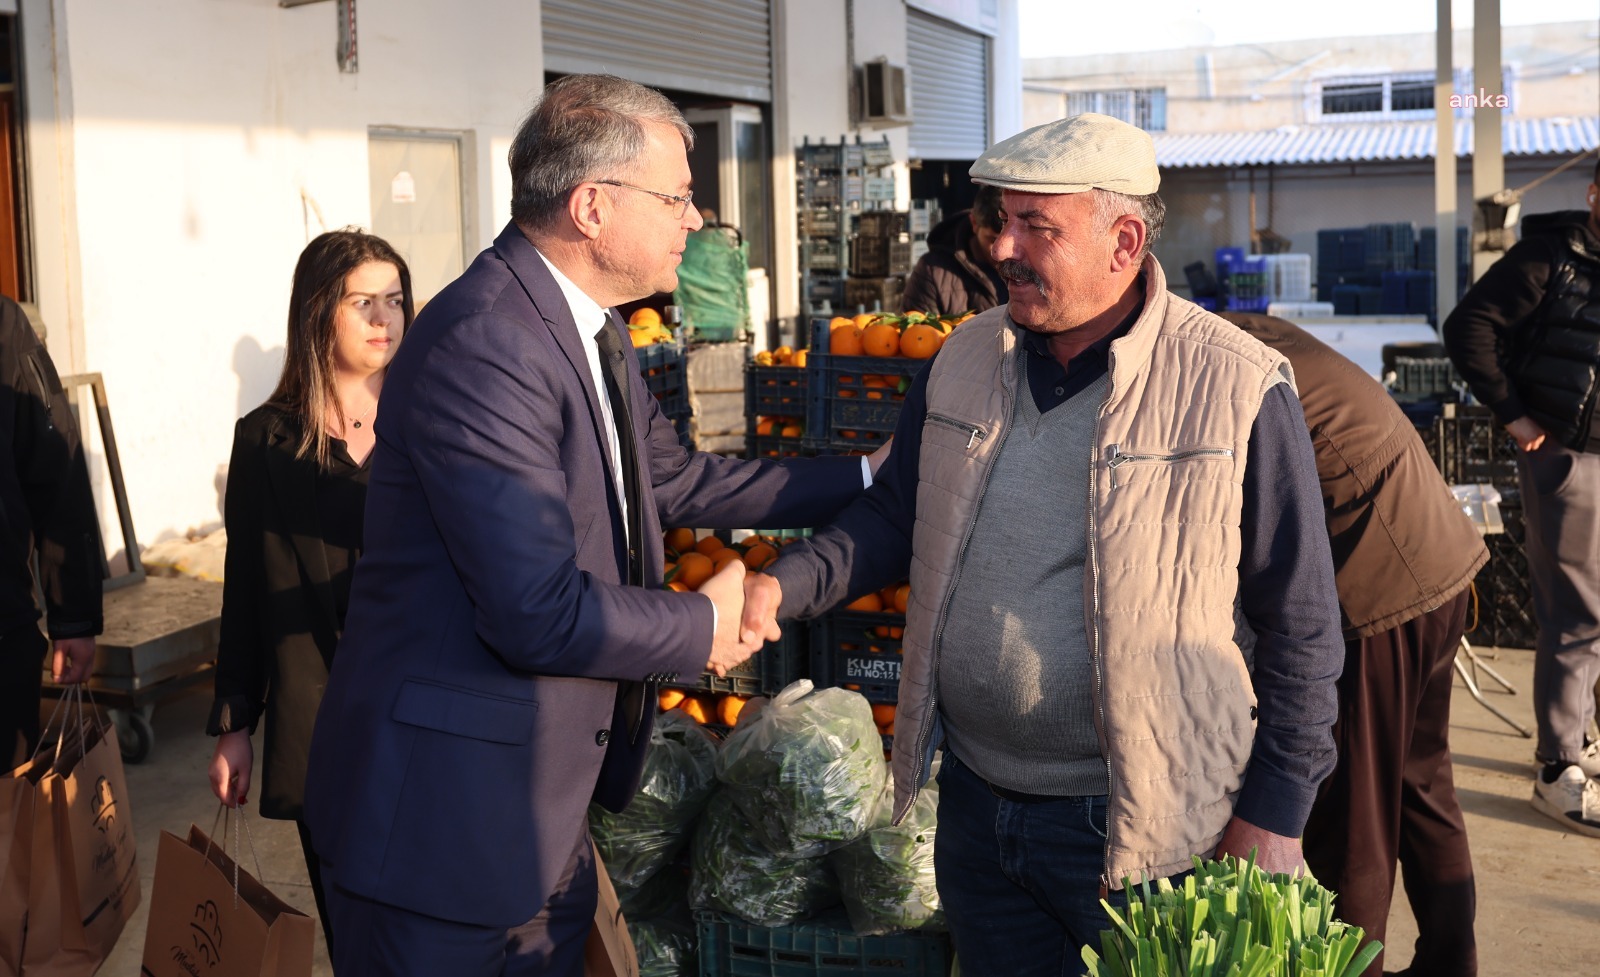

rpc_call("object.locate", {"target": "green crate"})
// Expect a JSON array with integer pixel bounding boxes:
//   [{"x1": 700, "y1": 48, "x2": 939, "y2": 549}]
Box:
[{"x1": 697, "y1": 911, "x2": 951, "y2": 977}]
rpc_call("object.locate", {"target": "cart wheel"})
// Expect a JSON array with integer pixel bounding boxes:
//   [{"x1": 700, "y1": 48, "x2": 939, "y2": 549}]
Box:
[{"x1": 119, "y1": 711, "x2": 155, "y2": 765}]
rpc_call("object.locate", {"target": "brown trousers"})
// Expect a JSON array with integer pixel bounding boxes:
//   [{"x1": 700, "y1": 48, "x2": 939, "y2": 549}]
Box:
[{"x1": 1303, "y1": 590, "x2": 1476, "y2": 977}]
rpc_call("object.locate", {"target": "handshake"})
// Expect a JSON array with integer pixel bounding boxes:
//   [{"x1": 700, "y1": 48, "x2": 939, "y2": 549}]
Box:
[{"x1": 696, "y1": 560, "x2": 785, "y2": 677}]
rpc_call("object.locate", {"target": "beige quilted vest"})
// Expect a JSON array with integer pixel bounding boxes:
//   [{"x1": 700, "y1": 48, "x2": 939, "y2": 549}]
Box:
[{"x1": 893, "y1": 259, "x2": 1294, "y2": 889}]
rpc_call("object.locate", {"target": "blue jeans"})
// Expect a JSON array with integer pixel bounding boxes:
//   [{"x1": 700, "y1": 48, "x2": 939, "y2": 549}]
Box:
[{"x1": 934, "y1": 754, "x2": 1126, "y2": 977}]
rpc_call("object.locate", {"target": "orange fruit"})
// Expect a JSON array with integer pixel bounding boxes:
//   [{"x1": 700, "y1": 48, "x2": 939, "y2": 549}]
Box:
[
  {"x1": 677, "y1": 697, "x2": 711, "y2": 725},
  {"x1": 629, "y1": 307, "x2": 663, "y2": 327},
  {"x1": 742, "y1": 542, "x2": 779, "y2": 571},
  {"x1": 773, "y1": 345, "x2": 794, "y2": 364},
  {"x1": 666, "y1": 580, "x2": 690, "y2": 592},
  {"x1": 861, "y1": 321, "x2": 901, "y2": 357},
  {"x1": 829, "y1": 316, "x2": 855, "y2": 332},
  {"x1": 675, "y1": 551, "x2": 714, "y2": 590},
  {"x1": 694, "y1": 535, "x2": 726, "y2": 557},
  {"x1": 851, "y1": 312, "x2": 881, "y2": 330},
  {"x1": 900, "y1": 323, "x2": 944, "y2": 359},
  {"x1": 780, "y1": 422, "x2": 802, "y2": 438},
  {"x1": 830, "y1": 326, "x2": 865, "y2": 356},
  {"x1": 889, "y1": 626, "x2": 904, "y2": 639},
  {"x1": 792, "y1": 349, "x2": 809, "y2": 368},
  {"x1": 893, "y1": 583, "x2": 910, "y2": 613},
  {"x1": 753, "y1": 349, "x2": 774, "y2": 366},
  {"x1": 712, "y1": 549, "x2": 743, "y2": 574},
  {"x1": 871, "y1": 703, "x2": 896, "y2": 729},
  {"x1": 659, "y1": 688, "x2": 687, "y2": 711},
  {"x1": 716, "y1": 695, "x2": 748, "y2": 726},
  {"x1": 664, "y1": 527, "x2": 697, "y2": 556},
  {"x1": 845, "y1": 591, "x2": 883, "y2": 613},
  {"x1": 879, "y1": 584, "x2": 899, "y2": 607},
  {"x1": 755, "y1": 417, "x2": 776, "y2": 436}
]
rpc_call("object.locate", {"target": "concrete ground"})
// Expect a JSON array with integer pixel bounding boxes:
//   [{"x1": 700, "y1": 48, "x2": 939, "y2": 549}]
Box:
[{"x1": 91, "y1": 645, "x2": 1600, "y2": 976}]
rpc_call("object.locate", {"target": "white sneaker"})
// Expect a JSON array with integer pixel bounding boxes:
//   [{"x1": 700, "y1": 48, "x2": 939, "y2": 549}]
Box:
[
  {"x1": 1579, "y1": 741, "x2": 1600, "y2": 780},
  {"x1": 1531, "y1": 765, "x2": 1600, "y2": 838}
]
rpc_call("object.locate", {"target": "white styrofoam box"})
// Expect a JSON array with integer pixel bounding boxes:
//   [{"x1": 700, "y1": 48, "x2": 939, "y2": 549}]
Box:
[{"x1": 1263, "y1": 253, "x2": 1312, "y2": 303}]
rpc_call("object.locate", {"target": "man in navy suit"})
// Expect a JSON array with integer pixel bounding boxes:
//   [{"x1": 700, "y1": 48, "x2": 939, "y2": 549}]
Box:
[{"x1": 303, "y1": 74, "x2": 875, "y2": 976}]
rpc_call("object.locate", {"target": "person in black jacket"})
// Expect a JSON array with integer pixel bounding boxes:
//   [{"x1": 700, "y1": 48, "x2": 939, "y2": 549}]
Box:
[
  {"x1": 0, "y1": 297, "x2": 101, "y2": 771},
  {"x1": 206, "y1": 229, "x2": 414, "y2": 945},
  {"x1": 1442, "y1": 162, "x2": 1600, "y2": 838},
  {"x1": 898, "y1": 184, "x2": 1008, "y2": 316}
]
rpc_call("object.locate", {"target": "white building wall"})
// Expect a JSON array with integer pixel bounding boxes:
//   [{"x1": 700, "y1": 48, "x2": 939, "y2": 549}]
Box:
[{"x1": 25, "y1": 0, "x2": 540, "y2": 550}]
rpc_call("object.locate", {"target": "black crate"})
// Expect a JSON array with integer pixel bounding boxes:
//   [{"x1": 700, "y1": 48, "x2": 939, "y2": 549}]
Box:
[
  {"x1": 804, "y1": 320, "x2": 924, "y2": 452},
  {"x1": 745, "y1": 430, "x2": 815, "y2": 460},
  {"x1": 668, "y1": 620, "x2": 808, "y2": 697},
  {"x1": 746, "y1": 363, "x2": 810, "y2": 418},
  {"x1": 849, "y1": 234, "x2": 914, "y2": 278},
  {"x1": 1467, "y1": 506, "x2": 1536, "y2": 650},
  {"x1": 856, "y1": 211, "x2": 910, "y2": 237},
  {"x1": 809, "y1": 610, "x2": 906, "y2": 704},
  {"x1": 638, "y1": 340, "x2": 689, "y2": 417},
  {"x1": 1429, "y1": 404, "x2": 1520, "y2": 488},
  {"x1": 696, "y1": 911, "x2": 951, "y2": 977}
]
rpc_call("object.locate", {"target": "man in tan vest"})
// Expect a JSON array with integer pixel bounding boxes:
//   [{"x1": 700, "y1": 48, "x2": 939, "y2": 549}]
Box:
[{"x1": 745, "y1": 115, "x2": 1345, "y2": 977}]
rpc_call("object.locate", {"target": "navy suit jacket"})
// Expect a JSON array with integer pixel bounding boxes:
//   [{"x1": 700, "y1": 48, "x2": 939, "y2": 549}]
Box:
[{"x1": 303, "y1": 223, "x2": 862, "y2": 927}]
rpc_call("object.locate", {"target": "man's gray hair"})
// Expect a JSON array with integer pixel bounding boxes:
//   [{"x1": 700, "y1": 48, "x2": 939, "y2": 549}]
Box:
[
  {"x1": 1092, "y1": 189, "x2": 1165, "y2": 263},
  {"x1": 509, "y1": 74, "x2": 694, "y2": 232}
]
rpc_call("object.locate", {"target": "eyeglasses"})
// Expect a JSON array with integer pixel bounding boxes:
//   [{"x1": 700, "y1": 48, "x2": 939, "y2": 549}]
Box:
[{"x1": 597, "y1": 180, "x2": 695, "y2": 219}]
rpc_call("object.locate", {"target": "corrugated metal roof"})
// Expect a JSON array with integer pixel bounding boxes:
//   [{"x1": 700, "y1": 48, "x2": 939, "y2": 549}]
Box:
[{"x1": 1152, "y1": 117, "x2": 1600, "y2": 169}]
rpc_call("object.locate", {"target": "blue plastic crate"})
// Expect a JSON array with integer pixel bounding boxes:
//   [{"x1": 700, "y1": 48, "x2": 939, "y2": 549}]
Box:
[
  {"x1": 804, "y1": 319, "x2": 924, "y2": 452},
  {"x1": 746, "y1": 363, "x2": 810, "y2": 419},
  {"x1": 1316, "y1": 228, "x2": 1367, "y2": 275},
  {"x1": 638, "y1": 340, "x2": 690, "y2": 418},
  {"x1": 1364, "y1": 222, "x2": 1417, "y2": 277},
  {"x1": 668, "y1": 619, "x2": 807, "y2": 697},
  {"x1": 808, "y1": 610, "x2": 906, "y2": 704},
  {"x1": 697, "y1": 911, "x2": 951, "y2": 977},
  {"x1": 1332, "y1": 284, "x2": 1383, "y2": 316},
  {"x1": 745, "y1": 429, "x2": 815, "y2": 460}
]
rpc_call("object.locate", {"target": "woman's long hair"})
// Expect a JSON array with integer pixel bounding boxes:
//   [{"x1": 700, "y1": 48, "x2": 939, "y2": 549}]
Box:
[{"x1": 267, "y1": 229, "x2": 414, "y2": 468}]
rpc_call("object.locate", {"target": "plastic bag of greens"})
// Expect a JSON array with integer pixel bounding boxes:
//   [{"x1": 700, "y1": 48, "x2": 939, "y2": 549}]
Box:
[
  {"x1": 714, "y1": 679, "x2": 887, "y2": 858},
  {"x1": 829, "y1": 773, "x2": 944, "y2": 935},
  {"x1": 616, "y1": 860, "x2": 690, "y2": 922},
  {"x1": 690, "y1": 790, "x2": 839, "y2": 927},
  {"x1": 631, "y1": 915, "x2": 698, "y2": 977},
  {"x1": 589, "y1": 709, "x2": 719, "y2": 888}
]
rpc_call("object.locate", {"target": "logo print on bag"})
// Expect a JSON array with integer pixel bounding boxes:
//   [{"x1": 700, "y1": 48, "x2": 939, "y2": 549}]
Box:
[
  {"x1": 92, "y1": 775, "x2": 116, "y2": 834},
  {"x1": 183, "y1": 899, "x2": 223, "y2": 968}
]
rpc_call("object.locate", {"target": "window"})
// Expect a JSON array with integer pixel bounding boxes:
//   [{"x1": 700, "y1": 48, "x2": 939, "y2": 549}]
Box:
[
  {"x1": 1313, "y1": 73, "x2": 1436, "y2": 121},
  {"x1": 1062, "y1": 88, "x2": 1166, "y2": 131}
]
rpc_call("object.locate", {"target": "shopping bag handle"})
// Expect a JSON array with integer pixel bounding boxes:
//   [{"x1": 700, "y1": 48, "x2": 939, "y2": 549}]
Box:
[{"x1": 207, "y1": 802, "x2": 265, "y2": 909}]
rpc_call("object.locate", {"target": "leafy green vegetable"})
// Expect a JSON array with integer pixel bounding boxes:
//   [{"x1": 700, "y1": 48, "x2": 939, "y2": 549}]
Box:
[
  {"x1": 616, "y1": 861, "x2": 690, "y2": 922},
  {"x1": 590, "y1": 709, "x2": 719, "y2": 888},
  {"x1": 829, "y1": 774, "x2": 944, "y2": 935},
  {"x1": 714, "y1": 679, "x2": 888, "y2": 858},
  {"x1": 1082, "y1": 853, "x2": 1383, "y2": 977},
  {"x1": 630, "y1": 916, "x2": 697, "y2": 977},
  {"x1": 690, "y1": 790, "x2": 840, "y2": 927}
]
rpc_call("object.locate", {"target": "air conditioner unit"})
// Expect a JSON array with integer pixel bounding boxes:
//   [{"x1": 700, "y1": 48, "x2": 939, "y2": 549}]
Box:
[{"x1": 858, "y1": 60, "x2": 910, "y2": 126}]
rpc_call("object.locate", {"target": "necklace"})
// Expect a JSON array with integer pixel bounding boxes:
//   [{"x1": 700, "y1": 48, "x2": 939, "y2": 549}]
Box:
[{"x1": 349, "y1": 400, "x2": 377, "y2": 430}]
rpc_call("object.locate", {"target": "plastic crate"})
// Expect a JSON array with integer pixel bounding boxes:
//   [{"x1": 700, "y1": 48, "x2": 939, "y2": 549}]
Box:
[
  {"x1": 801, "y1": 208, "x2": 842, "y2": 236},
  {"x1": 1316, "y1": 271, "x2": 1367, "y2": 304},
  {"x1": 804, "y1": 320, "x2": 924, "y2": 451},
  {"x1": 803, "y1": 240, "x2": 844, "y2": 271},
  {"x1": 638, "y1": 340, "x2": 689, "y2": 417},
  {"x1": 670, "y1": 620, "x2": 808, "y2": 697},
  {"x1": 1266, "y1": 301, "x2": 1335, "y2": 319},
  {"x1": 747, "y1": 363, "x2": 809, "y2": 418},
  {"x1": 1364, "y1": 222, "x2": 1417, "y2": 277},
  {"x1": 697, "y1": 911, "x2": 951, "y2": 977},
  {"x1": 1316, "y1": 228, "x2": 1366, "y2": 275},
  {"x1": 1331, "y1": 284, "x2": 1383, "y2": 316},
  {"x1": 856, "y1": 211, "x2": 909, "y2": 237},
  {"x1": 1262, "y1": 253, "x2": 1312, "y2": 303},
  {"x1": 809, "y1": 610, "x2": 906, "y2": 704},
  {"x1": 842, "y1": 276, "x2": 906, "y2": 315},
  {"x1": 1430, "y1": 404, "x2": 1519, "y2": 488}
]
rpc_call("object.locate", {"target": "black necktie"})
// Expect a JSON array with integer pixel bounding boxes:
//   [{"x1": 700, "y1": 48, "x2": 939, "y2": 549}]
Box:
[
  {"x1": 594, "y1": 319, "x2": 643, "y2": 585},
  {"x1": 595, "y1": 318, "x2": 649, "y2": 743}
]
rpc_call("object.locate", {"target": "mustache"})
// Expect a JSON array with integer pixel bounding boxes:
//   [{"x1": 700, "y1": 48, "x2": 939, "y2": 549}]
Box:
[{"x1": 997, "y1": 259, "x2": 1046, "y2": 293}]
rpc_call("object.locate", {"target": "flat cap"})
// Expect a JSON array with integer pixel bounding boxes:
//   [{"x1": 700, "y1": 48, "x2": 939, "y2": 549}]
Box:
[{"x1": 970, "y1": 113, "x2": 1160, "y2": 196}]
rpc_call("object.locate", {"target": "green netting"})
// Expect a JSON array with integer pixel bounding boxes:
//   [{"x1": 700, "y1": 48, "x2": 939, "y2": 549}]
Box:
[{"x1": 675, "y1": 226, "x2": 750, "y2": 341}]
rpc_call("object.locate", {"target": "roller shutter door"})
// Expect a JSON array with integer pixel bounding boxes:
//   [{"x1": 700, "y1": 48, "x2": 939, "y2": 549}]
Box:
[
  {"x1": 543, "y1": 0, "x2": 772, "y2": 102},
  {"x1": 907, "y1": 11, "x2": 989, "y2": 160}
]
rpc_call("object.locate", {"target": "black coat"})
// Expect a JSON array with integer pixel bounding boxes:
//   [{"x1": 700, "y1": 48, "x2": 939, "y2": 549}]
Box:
[{"x1": 208, "y1": 405, "x2": 366, "y2": 820}]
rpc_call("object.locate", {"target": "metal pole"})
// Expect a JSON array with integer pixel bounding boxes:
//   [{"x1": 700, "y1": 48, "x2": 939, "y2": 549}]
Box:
[
  {"x1": 1435, "y1": 0, "x2": 1457, "y2": 324},
  {"x1": 1471, "y1": 0, "x2": 1504, "y2": 282}
]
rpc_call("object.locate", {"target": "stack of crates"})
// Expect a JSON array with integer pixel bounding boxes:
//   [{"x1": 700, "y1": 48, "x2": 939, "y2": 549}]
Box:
[
  {"x1": 745, "y1": 359, "x2": 813, "y2": 460},
  {"x1": 848, "y1": 210, "x2": 913, "y2": 303},
  {"x1": 1262, "y1": 253, "x2": 1312, "y2": 304},
  {"x1": 1216, "y1": 248, "x2": 1269, "y2": 312},
  {"x1": 1316, "y1": 228, "x2": 1368, "y2": 303},
  {"x1": 1418, "y1": 225, "x2": 1472, "y2": 305},
  {"x1": 637, "y1": 337, "x2": 693, "y2": 448},
  {"x1": 797, "y1": 137, "x2": 898, "y2": 317},
  {"x1": 803, "y1": 319, "x2": 923, "y2": 454}
]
